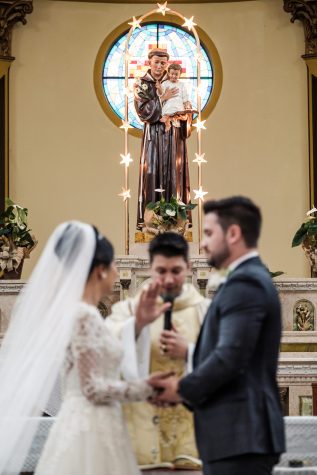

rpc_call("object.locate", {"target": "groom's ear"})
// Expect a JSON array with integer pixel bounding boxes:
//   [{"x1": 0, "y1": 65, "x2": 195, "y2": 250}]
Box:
[{"x1": 226, "y1": 224, "x2": 242, "y2": 244}]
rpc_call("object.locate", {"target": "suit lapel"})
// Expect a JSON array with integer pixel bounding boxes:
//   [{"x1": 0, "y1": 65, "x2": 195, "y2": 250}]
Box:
[
  {"x1": 193, "y1": 285, "x2": 225, "y2": 362},
  {"x1": 193, "y1": 257, "x2": 264, "y2": 365}
]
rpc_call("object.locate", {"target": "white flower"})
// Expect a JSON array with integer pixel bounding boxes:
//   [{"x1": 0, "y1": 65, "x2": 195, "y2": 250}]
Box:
[
  {"x1": 177, "y1": 200, "x2": 186, "y2": 206},
  {"x1": 307, "y1": 207, "x2": 317, "y2": 216},
  {"x1": 207, "y1": 269, "x2": 230, "y2": 290},
  {"x1": 141, "y1": 83, "x2": 148, "y2": 91},
  {"x1": 135, "y1": 78, "x2": 142, "y2": 86},
  {"x1": 136, "y1": 87, "x2": 141, "y2": 93},
  {"x1": 165, "y1": 209, "x2": 176, "y2": 217}
]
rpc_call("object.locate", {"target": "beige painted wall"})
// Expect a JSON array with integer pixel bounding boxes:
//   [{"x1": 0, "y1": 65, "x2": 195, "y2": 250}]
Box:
[{"x1": 9, "y1": 0, "x2": 309, "y2": 277}]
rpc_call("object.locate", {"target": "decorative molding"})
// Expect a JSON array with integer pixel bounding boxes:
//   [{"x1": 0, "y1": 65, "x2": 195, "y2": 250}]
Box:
[
  {"x1": 115, "y1": 256, "x2": 149, "y2": 268},
  {"x1": 115, "y1": 255, "x2": 208, "y2": 270},
  {"x1": 293, "y1": 299, "x2": 315, "y2": 331},
  {"x1": 0, "y1": 281, "x2": 24, "y2": 293},
  {"x1": 283, "y1": 0, "x2": 317, "y2": 55},
  {"x1": 278, "y1": 362, "x2": 317, "y2": 383},
  {"x1": 275, "y1": 279, "x2": 317, "y2": 291},
  {"x1": 278, "y1": 363, "x2": 317, "y2": 374},
  {"x1": 0, "y1": 0, "x2": 33, "y2": 58},
  {"x1": 120, "y1": 279, "x2": 131, "y2": 291}
]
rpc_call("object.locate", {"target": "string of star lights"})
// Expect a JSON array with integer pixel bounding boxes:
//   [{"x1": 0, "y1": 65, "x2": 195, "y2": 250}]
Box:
[{"x1": 120, "y1": 1, "x2": 208, "y2": 253}]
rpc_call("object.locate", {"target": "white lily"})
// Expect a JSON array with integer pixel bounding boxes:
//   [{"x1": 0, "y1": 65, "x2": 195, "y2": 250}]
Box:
[
  {"x1": 165, "y1": 209, "x2": 176, "y2": 217},
  {"x1": 307, "y1": 207, "x2": 317, "y2": 216}
]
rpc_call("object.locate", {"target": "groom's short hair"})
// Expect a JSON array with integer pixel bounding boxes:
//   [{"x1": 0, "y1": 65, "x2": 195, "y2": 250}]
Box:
[
  {"x1": 149, "y1": 232, "x2": 189, "y2": 263},
  {"x1": 203, "y1": 196, "x2": 262, "y2": 248}
]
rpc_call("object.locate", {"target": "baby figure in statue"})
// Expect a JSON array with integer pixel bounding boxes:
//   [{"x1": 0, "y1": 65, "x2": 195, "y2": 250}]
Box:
[{"x1": 158, "y1": 63, "x2": 192, "y2": 131}]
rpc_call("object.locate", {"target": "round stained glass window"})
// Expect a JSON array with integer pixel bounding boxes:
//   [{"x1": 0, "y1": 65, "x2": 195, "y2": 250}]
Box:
[{"x1": 94, "y1": 18, "x2": 222, "y2": 137}]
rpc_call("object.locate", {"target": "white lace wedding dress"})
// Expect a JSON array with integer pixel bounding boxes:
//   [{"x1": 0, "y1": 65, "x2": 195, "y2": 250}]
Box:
[{"x1": 35, "y1": 302, "x2": 152, "y2": 475}]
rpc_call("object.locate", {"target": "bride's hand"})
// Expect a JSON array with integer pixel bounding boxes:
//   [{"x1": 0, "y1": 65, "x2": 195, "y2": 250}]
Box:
[{"x1": 147, "y1": 371, "x2": 175, "y2": 388}]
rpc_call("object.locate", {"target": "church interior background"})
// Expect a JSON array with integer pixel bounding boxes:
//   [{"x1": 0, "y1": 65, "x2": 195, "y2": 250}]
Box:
[{"x1": 1, "y1": 0, "x2": 317, "y2": 472}]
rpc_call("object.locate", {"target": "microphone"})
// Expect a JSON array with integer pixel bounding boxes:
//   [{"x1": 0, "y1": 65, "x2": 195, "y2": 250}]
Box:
[{"x1": 162, "y1": 294, "x2": 175, "y2": 330}]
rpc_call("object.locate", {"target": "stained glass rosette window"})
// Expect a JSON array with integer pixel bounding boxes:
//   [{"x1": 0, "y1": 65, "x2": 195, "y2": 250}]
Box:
[{"x1": 103, "y1": 23, "x2": 213, "y2": 130}]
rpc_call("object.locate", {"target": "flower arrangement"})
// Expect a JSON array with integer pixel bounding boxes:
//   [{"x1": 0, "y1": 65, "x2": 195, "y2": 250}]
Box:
[
  {"x1": 292, "y1": 207, "x2": 317, "y2": 247},
  {"x1": 292, "y1": 207, "x2": 317, "y2": 273},
  {"x1": 134, "y1": 78, "x2": 152, "y2": 100},
  {"x1": 143, "y1": 196, "x2": 197, "y2": 235},
  {"x1": 0, "y1": 198, "x2": 37, "y2": 278}
]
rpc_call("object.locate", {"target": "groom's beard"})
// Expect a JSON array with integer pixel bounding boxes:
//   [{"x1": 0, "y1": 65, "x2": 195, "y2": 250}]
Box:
[{"x1": 207, "y1": 242, "x2": 230, "y2": 270}]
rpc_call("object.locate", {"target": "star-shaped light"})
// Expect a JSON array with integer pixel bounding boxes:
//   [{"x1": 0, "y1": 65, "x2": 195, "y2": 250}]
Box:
[
  {"x1": 120, "y1": 120, "x2": 132, "y2": 132},
  {"x1": 128, "y1": 16, "x2": 142, "y2": 30},
  {"x1": 118, "y1": 188, "x2": 131, "y2": 202},
  {"x1": 183, "y1": 16, "x2": 197, "y2": 31},
  {"x1": 193, "y1": 153, "x2": 207, "y2": 165},
  {"x1": 157, "y1": 2, "x2": 170, "y2": 16},
  {"x1": 120, "y1": 153, "x2": 133, "y2": 166},
  {"x1": 155, "y1": 188, "x2": 165, "y2": 194},
  {"x1": 193, "y1": 186, "x2": 208, "y2": 201},
  {"x1": 193, "y1": 119, "x2": 206, "y2": 131}
]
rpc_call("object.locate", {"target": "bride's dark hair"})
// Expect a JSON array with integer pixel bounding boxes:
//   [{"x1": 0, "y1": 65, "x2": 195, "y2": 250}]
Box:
[
  {"x1": 55, "y1": 223, "x2": 114, "y2": 276},
  {"x1": 88, "y1": 226, "x2": 114, "y2": 275}
]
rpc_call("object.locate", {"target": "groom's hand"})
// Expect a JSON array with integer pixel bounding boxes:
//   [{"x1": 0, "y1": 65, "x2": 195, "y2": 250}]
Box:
[
  {"x1": 135, "y1": 280, "x2": 171, "y2": 336},
  {"x1": 147, "y1": 371, "x2": 176, "y2": 406},
  {"x1": 149, "y1": 375, "x2": 182, "y2": 404}
]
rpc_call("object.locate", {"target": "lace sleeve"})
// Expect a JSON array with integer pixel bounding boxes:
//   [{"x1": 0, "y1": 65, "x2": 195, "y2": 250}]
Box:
[{"x1": 71, "y1": 310, "x2": 153, "y2": 405}]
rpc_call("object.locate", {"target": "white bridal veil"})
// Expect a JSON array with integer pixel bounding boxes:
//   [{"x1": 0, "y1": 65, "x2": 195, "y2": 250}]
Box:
[{"x1": 0, "y1": 221, "x2": 95, "y2": 474}]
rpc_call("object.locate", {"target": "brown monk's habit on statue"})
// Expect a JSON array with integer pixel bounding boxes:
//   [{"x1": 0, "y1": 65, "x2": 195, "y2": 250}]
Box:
[{"x1": 134, "y1": 49, "x2": 193, "y2": 230}]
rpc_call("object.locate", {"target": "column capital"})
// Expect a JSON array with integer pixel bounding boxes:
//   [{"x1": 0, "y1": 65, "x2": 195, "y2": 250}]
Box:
[
  {"x1": 0, "y1": 0, "x2": 33, "y2": 58},
  {"x1": 284, "y1": 0, "x2": 317, "y2": 55}
]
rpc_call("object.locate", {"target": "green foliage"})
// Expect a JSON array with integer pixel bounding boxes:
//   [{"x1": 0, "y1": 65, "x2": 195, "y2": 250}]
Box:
[
  {"x1": 0, "y1": 198, "x2": 35, "y2": 247},
  {"x1": 270, "y1": 270, "x2": 284, "y2": 278},
  {"x1": 292, "y1": 214, "x2": 317, "y2": 247},
  {"x1": 146, "y1": 195, "x2": 197, "y2": 227}
]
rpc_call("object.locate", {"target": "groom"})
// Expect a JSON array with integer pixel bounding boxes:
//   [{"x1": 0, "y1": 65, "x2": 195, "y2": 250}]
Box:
[{"x1": 150, "y1": 196, "x2": 285, "y2": 475}]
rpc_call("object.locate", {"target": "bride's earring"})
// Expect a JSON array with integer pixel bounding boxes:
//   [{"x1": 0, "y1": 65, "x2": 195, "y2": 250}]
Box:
[{"x1": 100, "y1": 271, "x2": 107, "y2": 280}]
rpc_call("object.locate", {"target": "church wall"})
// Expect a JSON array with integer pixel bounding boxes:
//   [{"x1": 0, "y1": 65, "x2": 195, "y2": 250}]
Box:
[{"x1": 9, "y1": 0, "x2": 309, "y2": 277}]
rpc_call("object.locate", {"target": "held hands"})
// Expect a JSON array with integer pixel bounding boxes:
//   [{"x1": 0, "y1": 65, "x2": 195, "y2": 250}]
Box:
[
  {"x1": 135, "y1": 280, "x2": 171, "y2": 337},
  {"x1": 147, "y1": 372, "x2": 182, "y2": 405},
  {"x1": 160, "y1": 325, "x2": 188, "y2": 360}
]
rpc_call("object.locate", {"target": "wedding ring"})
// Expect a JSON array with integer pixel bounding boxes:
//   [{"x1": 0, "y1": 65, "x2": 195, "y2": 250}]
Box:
[{"x1": 161, "y1": 344, "x2": 167, "y2": 353}]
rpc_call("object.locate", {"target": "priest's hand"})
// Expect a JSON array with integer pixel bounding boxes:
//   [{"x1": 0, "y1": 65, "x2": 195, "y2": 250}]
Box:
[
  {"x1": 135, "y1": 280, "x2": 171, "y2": 337},
  {"x1": 160, "y1": 325, "x2": 188, "y2": 360}
]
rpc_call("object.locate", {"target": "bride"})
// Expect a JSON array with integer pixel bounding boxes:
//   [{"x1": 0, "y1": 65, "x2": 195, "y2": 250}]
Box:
[{"x1": 0, "y1": 221, "x2": 167, "y2": 474}]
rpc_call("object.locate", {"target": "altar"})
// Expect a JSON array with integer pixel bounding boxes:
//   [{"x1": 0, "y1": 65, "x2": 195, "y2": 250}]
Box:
[{"x1": 1, "y1": 260, "x2": 317, "y2": 417}]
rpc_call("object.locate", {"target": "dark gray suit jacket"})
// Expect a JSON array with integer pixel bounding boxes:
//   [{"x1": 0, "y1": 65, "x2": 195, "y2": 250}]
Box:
[{"x1": 179, "y1": 256, "x2": 285, "y2": 462}]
